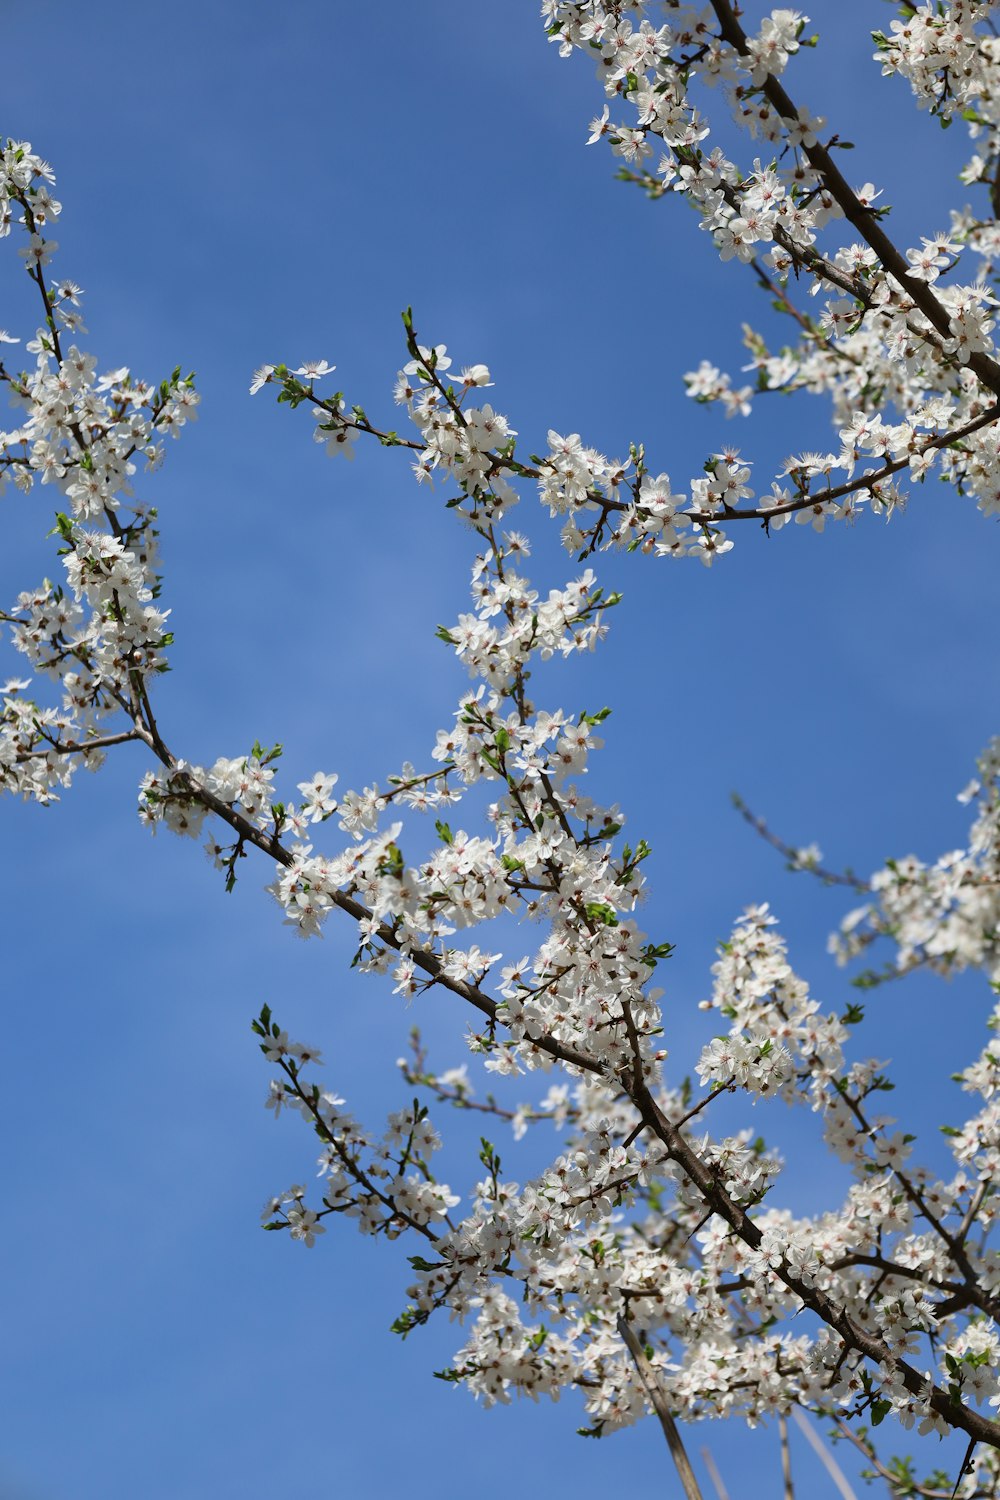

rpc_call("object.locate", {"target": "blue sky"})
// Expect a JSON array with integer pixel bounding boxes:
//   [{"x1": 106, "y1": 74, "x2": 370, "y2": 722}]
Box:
[{"x1": 3, "y1": 3, "x2": 999, "y2": 1496}]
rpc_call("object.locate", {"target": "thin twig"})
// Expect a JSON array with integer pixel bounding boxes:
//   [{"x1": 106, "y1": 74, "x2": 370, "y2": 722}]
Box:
[
  {"x1": 617, "y1": 1314, "x2": 704, "y2": 1500},
  {"x1": 780, "y1": 1414, "x2": 795, "y2": 1500},
  {"x1": 700, "y1": 1447, "x2": 730, "y2": 1500},
  {"x1": 792, "y1": 1411, "x2": 858, "y2": 1500},
  {"x1": 14, "y1": 728, "x2": 142, "y2": 762},
  {"x1": 731, "y1": 792, "x2": 869, "y2": 892}
]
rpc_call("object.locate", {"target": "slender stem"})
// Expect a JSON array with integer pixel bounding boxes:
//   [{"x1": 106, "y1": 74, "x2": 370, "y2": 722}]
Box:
[
  {"x1": 672, "y1": 1079, "x2": 735, "y2": 1131},
  {"x1": 277, "y1": 1059, "x2": 441, "y2": 1245},
  {"x1": 326, "y1": 350, "x2": 1000, "y2": 532},
  {"x1": 779, "y1": 1414, "x2": 795, "y2": 1500},
  {"x1": 830, "y1": 1416, "x2": 987, "y2": 1500},
  {"x1": 691, "y1": 403, "x2": 1000, "y2": 527},
  {"x1": 700, "y1": 1448, "x2": 730, "y2": 1500},
  {"x1": 732, "y1": 793, "x2": 869, "y2": 891},
  {"x1": 14, "y1": 729, "x2": 141, "y2": 762},
  {"x1": 791, "y1": 1412, "x2": 857, "y2": 1500},
  {"x1": 617, "y1": 1314, "x2": 704, "y2": 1500}
]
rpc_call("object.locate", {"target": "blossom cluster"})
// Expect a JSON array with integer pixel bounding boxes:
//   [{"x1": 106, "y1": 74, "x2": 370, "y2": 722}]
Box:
[
  {"x1": 244, "y1": 321, "x2": 1000, "y2": 1460},
  {"x1": 8, "y1": 8, "x2": 1000, "y2": 1483},
  {"x1": 0, "y1": 139, "x2": 197, "y2": 806},
  {"x1": 833, "y1": 736, "x2": 1000, "y2": 986},
  {"x1": 535, "y1": 1, "x2": 1000, "y2": 557}
]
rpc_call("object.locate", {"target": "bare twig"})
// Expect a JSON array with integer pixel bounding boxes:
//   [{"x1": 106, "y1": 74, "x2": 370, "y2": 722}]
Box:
[
  {"x1": 700, "y1": 1446, "x2": 730, "y2": 1500},
  {"x1": 731, "y1": 792, "x2": 869, "y2": 892},
  {"x1": 792, "y1": 1411, "x2": 858, "y2": 1500},
  {"x1": 617, "y1": 1314, "x2": 704, "y2": 1500},
  {"x1": 780, "y1": 1414, "x2": 795, "y2": 1500}
]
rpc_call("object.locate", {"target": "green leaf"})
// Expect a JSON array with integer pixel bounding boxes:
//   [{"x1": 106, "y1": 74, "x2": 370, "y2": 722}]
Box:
[
  {"x1": 391, "y1": 1305, "x2": 428, "y2": 1338},
  {"x1": 250, "y1": 739, "x2": 283, "y2": 766},
  {"x1": 870, "y1": 1398, "x2": 892, "y2": 1427},
  {"x1": 641, "y1": 940, "x2": 675, "y2": 968}
]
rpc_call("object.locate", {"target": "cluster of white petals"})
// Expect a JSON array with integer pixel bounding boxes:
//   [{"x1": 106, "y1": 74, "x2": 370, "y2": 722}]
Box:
[
  {"x1": 834, "y1": 737, "x2": 1000, "y2": 985},
  {"x1": 535, "y1": 0, "x2": 1000, "y2": 565},
  {"x1": 9, "y1": 4, "x2": 1000, "y2": 1484},
  {"x1": 0, "y1": 140, "x2": 197, "y2": 806}
]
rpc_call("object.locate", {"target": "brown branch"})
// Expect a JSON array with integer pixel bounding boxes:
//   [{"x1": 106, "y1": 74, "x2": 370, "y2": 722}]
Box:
[
  {"x1": 689, "y1": 402, "x2": 1000, "y2": 527},
  {"x1": 119, "y1": 698, "x2": 1000, "y2": 1451},
  {"x1": 831, "y1": 1416, "x2": 987, "y2": 1500},
  {"x1": 628, "y1": 1080, "x2": 1000, "y2": 1450},
  {"x1": 276, "y1": 1057, "x2": 442, "y2": 1244},
  {"x1": 14, "y1": 728, "x2": 142, "y2": 763},
  {"x1": 127, "y1": 714, "x2": 604, "y2": 1078},
  {"x1": 731, "y1": 792, "x2": 869, "y2": 891},
  {"x1": 706, "y1": 0, "x2": 1000, "y2": 398}
]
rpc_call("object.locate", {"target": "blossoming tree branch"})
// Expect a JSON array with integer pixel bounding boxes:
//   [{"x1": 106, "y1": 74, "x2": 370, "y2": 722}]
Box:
[{"x1": 5, "y1": 3, "x2": 1000, "y2": 1495}]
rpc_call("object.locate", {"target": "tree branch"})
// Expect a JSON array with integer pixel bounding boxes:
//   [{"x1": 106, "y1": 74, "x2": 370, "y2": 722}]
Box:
[{"x1": 617, "y1": 1313, "x2": 705, "y2": 1500}]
